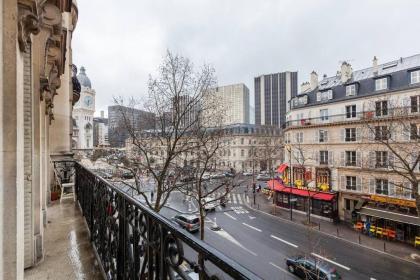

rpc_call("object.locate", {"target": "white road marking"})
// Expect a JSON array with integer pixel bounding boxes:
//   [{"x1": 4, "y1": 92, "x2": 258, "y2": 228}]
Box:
[
  {"x1": 311, "y1": 253, "x2": 351, "y2": 271},
  {"x1": 217, "y1": 206, "x2": 222, "y2": 211},
  {"x1": 237, "y1": 194, "x2": 243, "y2": 204},
  {"x1": 232, "y1": 193, "x2": 237, "y2": 204},
  {"x1": 270, "y1": 235, "x2": 299, "y2": 248},
  {"x1": 224, "y1": 212, "x2": 237, "y2": 220},
  {"x1": 242, "y1": 222, "x2": 262, "y2": 232},
  {"x1": 370, "y1": 278, "x2": 377, "y2": 280},
  {"x1": 246, "y1": 195, "x2": 250, "y2": 203},
  {"x1": 211, "y1": 228, "x2": 257, "y2": 256},
  {"x1": 249, "y1": 216, "x2": 256, "y2": 220},
  {"x1": 269, "y1": 262, "x2": 296, "y2": 277}
]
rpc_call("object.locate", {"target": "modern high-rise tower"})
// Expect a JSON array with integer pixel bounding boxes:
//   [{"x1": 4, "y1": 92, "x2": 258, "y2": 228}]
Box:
[{"x1": 254, "y1": 71, "x2": 298, "y2": 128}]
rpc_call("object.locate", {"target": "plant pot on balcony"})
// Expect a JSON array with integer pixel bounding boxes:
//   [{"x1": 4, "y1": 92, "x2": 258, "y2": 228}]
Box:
[{"x1": 51, "y1": 191, "x2": 60, "y2": 201}]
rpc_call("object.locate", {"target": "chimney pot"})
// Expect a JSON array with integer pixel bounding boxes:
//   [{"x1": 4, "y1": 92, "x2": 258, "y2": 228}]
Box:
[{"x1": 310, "y1": 71, "x2": 318, "y2": 90}]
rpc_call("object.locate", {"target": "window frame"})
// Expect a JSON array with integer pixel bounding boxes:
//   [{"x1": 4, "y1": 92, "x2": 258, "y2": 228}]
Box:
[
  {"x1": 319, "y1": 150, "x2": 329, "y2": 165},
  {"x1": 345, "y1": 105, "x2": 357, "y2": 118},
  {"x1": 346, "y1": 84, "x2": 357, "y2": 96},
  {"x1": 375, "y1": 100, "x2": 388, "y2": 116},
  {"x1": 345, "y1": 151, "x2": 357, "y2": 166},
  {"x1": 375, "y1": 78, "x2": 388, "y2": 91},
  {"x1": 320, "y1": 109, "x2": 329, "y2": 121},
  {"x1": 346, "y1": 176, "x2": 357, "y2": 191},
  {"x1": 410, "y1": 70, "x2": 420, "y2": 84},
  {"x1": 345, "y1": 128, "x2": 356, "y2": 142},
  {"x1": 375, "y1": 179, "x2": 389, "y2": 195}
]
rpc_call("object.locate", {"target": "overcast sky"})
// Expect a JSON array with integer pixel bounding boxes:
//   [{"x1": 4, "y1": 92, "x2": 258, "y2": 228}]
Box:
[{"x1": 73, "y1": 0, "x2": 420, "y2": 117}]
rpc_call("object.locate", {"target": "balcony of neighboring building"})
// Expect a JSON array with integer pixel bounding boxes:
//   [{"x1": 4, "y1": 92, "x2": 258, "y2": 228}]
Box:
[{"x1": 25, "y1": 160, "x2": 260, "y2": 280}]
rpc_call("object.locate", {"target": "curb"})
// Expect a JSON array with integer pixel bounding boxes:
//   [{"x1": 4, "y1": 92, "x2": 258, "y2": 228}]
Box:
[{"x1": 243, "y1": 200, "x2": 420, "y2": 267}]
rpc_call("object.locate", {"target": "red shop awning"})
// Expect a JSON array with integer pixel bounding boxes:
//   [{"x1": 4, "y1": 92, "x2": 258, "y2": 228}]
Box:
[
  {"x1": 268, "y1": 180, "x2": 336, "y2": 201},
  {"x1": 277, "y1": 163, "x2": 288, "y2": 173}
]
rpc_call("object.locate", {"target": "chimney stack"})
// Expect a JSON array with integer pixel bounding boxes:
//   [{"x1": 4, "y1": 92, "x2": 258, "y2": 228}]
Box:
[
  {"x1": 100, "y1": 110, "x2": 104, "y2": 118},
  {"x1": 373, "y1": 56, "x2": 378, "y2": 74},
  {"x1": 310, "y1": 71, "x2": 318, "y2": 90},
  {"x1": 340, "y1": 61, "x2": 352, "y2": 83}
]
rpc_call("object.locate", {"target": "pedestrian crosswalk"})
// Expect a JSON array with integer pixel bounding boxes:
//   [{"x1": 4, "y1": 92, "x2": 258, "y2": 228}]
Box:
[{"x1": 213, "y1": 192, "x2": 249, "y2": 206}]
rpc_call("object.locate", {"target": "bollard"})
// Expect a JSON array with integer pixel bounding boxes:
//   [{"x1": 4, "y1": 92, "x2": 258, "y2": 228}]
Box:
[
  {"x1": 336, "y1": 228, "x2": 339, "y2": 237},
  {"x1": 318, "y1": 223, "x2": 321, "y2": 231},
  {"x1": 258, "y1": 204, "x2": 260, "y2": 210},
  {"x1": 384, "y1": 242, "x2": 386, "y2": 252},
  {"x1": 358, "y1": 234, "x2": 361, "y2": 244}
]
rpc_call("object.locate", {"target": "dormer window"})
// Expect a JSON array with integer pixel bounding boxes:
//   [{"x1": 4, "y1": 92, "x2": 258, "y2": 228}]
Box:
[
  {"x1": 346, "y1": 84, "x2": 357, "y2": 96},
  {"x1": 375, "y1": 78, "x2": 388, "y2": 91},
  {"x1": 316, "y1": 90, "x2": 333, "y2": 102},
  {"x1": 410, "y1": 70, "x2": 420, "y2": 84}
]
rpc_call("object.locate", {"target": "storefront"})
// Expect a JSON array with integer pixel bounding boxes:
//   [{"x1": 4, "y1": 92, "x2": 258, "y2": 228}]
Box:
[
  {"x1": 353, "y1": 195, "x2": 420, "y2": 246},
  {"x1": 269, "y1": 179, "x2": 339, "y2": 221},
  {"x1": 315, "y1": 168, "x2": 331, "y2": 192}
]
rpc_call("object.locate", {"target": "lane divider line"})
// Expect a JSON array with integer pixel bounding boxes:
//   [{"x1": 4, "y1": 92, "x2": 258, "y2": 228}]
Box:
[
  {"x1": 224, "y1": 212, "x2": 237, "y2": 220},
  {"x1": 269, "y1": 262, "x2": 295, "y2": 276},
  {"x1": 311, "y1": 252, "x2": 351, "y2": 271},
  {"x1": 270, "y1": 234, "x2": 299, "y2": 248},
  {"x1": 242, "y1": 222, "x2": 262, "y2": 232}
]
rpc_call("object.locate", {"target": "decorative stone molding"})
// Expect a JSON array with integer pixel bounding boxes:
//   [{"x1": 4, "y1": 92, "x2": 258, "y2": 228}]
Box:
[{"x1": 18, "y1": 9, "x2": 40, "y2": 52}]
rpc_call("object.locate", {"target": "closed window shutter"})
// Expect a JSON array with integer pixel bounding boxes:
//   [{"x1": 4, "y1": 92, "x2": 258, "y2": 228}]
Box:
[
  {"x1": 328, "y1": 90, "x2": 333, "y2": 99},
  {"x1": 340, "y1": 151, "x2": 345, "y2": 166},
  {"x1": 315, "y1": 131, "x2": 319, "y2": 142},
  {"x1": 325, "y1": 131, "x2": 329, "y2": 142},
  {"x1": 341, "y1": 128, "x2": 345, "y2": 142},
  {"x1": 356, "y1": 177, "x2": 362, "y2": 191},
  {"x1": 369, "y1": 179, "x2": 375, "y2": 194},
  {"x1": 316, "y1": 92, "x2": 321, "y2": 101},
  {"x1": 340, "y1": 176, "x2": 346, "y2": 190},
  {"x1": 389, "y1": 181, "x2": 396, "y2": 196},
  {"x1": 388, "y1": 153, "x2": 394, "y2": 170},
  {"x1": 328, "y1": 151, "x2": 333, "y2": 165},
  {"x1": 369, "y1": 151, "x2": 375, "y2": 168},
  {"x1": 356, "y1": 127, "x2": 361, "y2": 141},
  {"x1": 356, "y1": 151, "x2": 362, "y2": 167},
  {"x1": 315, "y1": 151, "x2": 319, "y2": 165}
]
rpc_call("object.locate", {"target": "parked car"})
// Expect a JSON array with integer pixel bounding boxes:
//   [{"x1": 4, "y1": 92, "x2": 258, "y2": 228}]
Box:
[
  {"x1": 256, "y1": 173, "x2": 270, "y2": 181},
  {"x1": 210, "y1": 173, "x2": 224, "y2": 179},
  {"x1": 286, "y1": 256, "x2": 342, "y2": 280},
  {"x1": 242, "y1": 171, "x2": 253, "y2": 176},
  {"x1": 201, "y1": 197, "x2": 217, "y2": 211},
  {"x1": 122, "y1": 171, "x2": 134, "y2": 179},
  {"x1": 172, "y1": 214, "x2": 200, "y2": 232},
  {"x1": 174, "y1": 269, "x2": 199, "y2": 280},
  {"x1": 101, "y1": 172, "x2": 113, "y2": 179},
  {"x1": 202, "y1": 172, "x2": 211, "y2": 180},
  {"x1": 224, "y1": 172, "x2": 234, "y2": 178}
]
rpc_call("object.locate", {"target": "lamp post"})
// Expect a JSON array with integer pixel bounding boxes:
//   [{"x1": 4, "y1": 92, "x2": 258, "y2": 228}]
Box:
[{"x1": 287, "y1": 144, "x2": 293, "y2": 221}]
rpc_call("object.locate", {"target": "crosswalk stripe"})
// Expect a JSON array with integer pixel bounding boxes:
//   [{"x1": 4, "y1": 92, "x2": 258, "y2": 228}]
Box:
[
  {"x1": 246, "y1": 195, "x2": 250, "y2": 203},
  {"x1": 232, "y1": 193, "x2": 237, "y2": 204},
  {"x1": 237, "y1": 194, "x2": 243, "y2": 204}
]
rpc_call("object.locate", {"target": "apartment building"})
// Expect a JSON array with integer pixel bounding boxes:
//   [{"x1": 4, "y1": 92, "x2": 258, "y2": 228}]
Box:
[
  {"x1": 214, "y1": 84, "x2": 250, "y2": 125},
  {"x1": 283, "y1": 55, "x2": 420, "y2": 244}
]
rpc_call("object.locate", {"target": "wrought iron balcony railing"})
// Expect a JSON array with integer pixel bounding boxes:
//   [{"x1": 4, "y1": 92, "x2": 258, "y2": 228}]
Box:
[{"x1": 55, "y1": 160, "x2": 261, "y2": 280}]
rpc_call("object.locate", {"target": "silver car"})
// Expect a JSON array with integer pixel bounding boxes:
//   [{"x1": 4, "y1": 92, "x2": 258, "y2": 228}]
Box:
[{"x1": 172, "y1": 214, "x2": 200, "y2": 232}]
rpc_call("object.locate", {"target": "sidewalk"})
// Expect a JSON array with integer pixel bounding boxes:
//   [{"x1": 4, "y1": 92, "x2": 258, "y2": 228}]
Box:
[{"x1": 245, "y1": 192, "x2": 420, "y2": 265}]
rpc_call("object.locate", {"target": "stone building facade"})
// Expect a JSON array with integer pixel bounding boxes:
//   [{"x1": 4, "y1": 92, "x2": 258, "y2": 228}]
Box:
[
  {"x1": 284, "y1": 55, "x2": 420, "y2": 233},
  {"x1": 0, "y1": 1, "x2": 79, "y2": 277}
]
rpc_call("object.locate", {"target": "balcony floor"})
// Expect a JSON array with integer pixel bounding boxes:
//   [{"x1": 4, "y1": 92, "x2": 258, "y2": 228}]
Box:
[{"x1": 24, "y1": 199, "x2": 103, "y2": 280}]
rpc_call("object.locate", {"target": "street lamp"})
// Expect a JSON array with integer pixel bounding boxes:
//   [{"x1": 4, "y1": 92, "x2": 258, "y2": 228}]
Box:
[{"x1": 286, "y1": 144, "x2": 293, "y2": 221}]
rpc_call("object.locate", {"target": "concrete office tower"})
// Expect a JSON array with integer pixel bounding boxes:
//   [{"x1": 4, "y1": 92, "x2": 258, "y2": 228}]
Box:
[
  {"x1": 215, "y1": 83, "x2": 250, "y2": 125},
  {"x1": 254, "y1": 71, "x2": 298, "y2": 128}
]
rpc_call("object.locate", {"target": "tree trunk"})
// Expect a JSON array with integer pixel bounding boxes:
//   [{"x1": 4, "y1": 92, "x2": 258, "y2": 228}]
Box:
[
  {"x1": 199, "y1": 206, "x2": 205, "y2": 240},
  {"x1": 412, "y1": 181, "x2": 420, "y2": 218}
]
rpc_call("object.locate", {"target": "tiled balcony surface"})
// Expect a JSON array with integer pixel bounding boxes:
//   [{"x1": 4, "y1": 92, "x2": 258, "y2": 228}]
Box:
[{"x1": 24, "y1": 200, "x2": 103, "y2": 280}]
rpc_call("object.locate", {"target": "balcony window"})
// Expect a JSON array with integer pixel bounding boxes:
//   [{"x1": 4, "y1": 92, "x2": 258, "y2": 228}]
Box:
[
  {"x1": 410, "y1": 123, "x2": 419, "y2": 140},
  {"x1": 346, "y1": 105, "x2": 356, "y2": 118},
  {"x1": 375, "y1": 78, "x2": 388, "y2": 91},
  {"x1": 345, "y1": 151, "x2": 357, "y2": 166},
  {"x1": 375, "y1": 100, "x2": 388, "y2": 116},
  {"x1": 375, "y1": 179, "x2": 389, "y2": 195},
  {"x1": 375, "y1": 151, "x2": 388, "y2": 168},
  {"x1": 346, "y1": 84, "x2": 357, "y2": 96},
  {"x1": 375, "y1": 126, "x2": 390, "y2": 140},
  {"x1": 411, "y1": 95, "x2": 419, "y2": 113},
  {"x1": 295, "y1": 132, "x2": 303, "y2": 143},
  {"x1": 320, "y1": 151, "x2": 329, "y2": 165},
  {"x1": 345, "y1": 128, "x2": 356, "y2": 142},
  {"x1": 320, "y1": 109, "x2": 329, "y2": 121},
  {"x1": 410, "y1": 70, "x2": 420, "y2": 84},
  {"x1": 319, "y1": 130, "x2": 328, "y2": 143},
  {"x1": 346, "y1": 176, "x2": 357, "y2": 191}
]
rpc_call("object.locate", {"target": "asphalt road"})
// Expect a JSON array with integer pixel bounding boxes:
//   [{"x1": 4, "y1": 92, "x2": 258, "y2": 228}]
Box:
[{"x1": 162, "y1": 186, "x2": 420, "y2": 280}]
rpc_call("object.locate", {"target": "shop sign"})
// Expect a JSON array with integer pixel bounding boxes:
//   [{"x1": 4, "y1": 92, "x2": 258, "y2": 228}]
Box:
[{"x1": 370, "y1": 195, "x2": 416, "y2": 208}]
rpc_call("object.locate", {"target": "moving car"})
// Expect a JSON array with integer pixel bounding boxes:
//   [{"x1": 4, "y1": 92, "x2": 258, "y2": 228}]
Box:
[
  {"x1": 256, "y1": 173, "x2": 270, "y2": 181},
  {"x1": 210, "y1": 173, "x2": 225, "y2": 179},
  {"x1": 201, "y1": 197, "x2": 217, "y2": 211},
  {"x1": 172, "y1": 214, "x2": 200, "y2": 232},
  {"x1": 286, "y1": 256, "x2": 341, "y2": 279}
]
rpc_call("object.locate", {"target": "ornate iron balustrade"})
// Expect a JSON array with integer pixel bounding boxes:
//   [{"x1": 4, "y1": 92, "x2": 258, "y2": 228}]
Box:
[{"x1": 71, "y1": 161, "x2": 261, "y2": 280}]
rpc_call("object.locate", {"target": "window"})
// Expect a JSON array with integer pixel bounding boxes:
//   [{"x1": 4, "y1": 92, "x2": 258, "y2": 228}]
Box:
[
  {"x1": 411, "y1": 95, "x2": 419, "y2": 113},
  {"x1": 241, "y1": 149, "x2": 244, "y2": 157},
  {"x1": 345, "y1": 128, "x2": 356, "y2": 142},
  {"x1": 410, "y1": 124, "x2": 419, "y2": 140},
  {"x1": 346, "y1": 84, "x2": 356, "y2": 96},
  {"x1": 375, "y1": 101, "x2": 388, "y2": 116},
  {"x1": 375, "y1": 78, "x2": 388, "y2": 91},
  {"x1": 345, "y1": 151, "x2": 357, "y2": 166},
  {"x1": 346, "y1": 176, "x2": 357, "y2": 191},
  {"x1": 375, "y1": 126, "x2": 390, "y2": 140},
  {"x1": 411, "y1": 70, "x2": 420, "y2": 84},
  {"x1": 320, "y1": 109, "x2": 329, "y2": 121},
  {"x1": 319, "y1": 130, "x2": 328, "y2": 143},
  {"x1": 295, "y1": 132, "x2": 303, "y2": 143},
  {"x1": 320, "y1": 151, "x2": 329, "y2": 165},
  {"x1": 345, "y1": 198, "x2": 352, "y2": 210},
  {"x1": 316, "y1": 90, "x2": 333, "y2": 102},
  {"x1": 376, "y1": 179, "x2": 389, "y2": 195},
  {"x1": 375, "y1": 151, "x2": 388, "y2": 168},
  {"x1": 346, "y1": 105, "x2": 356, "y2": 118},
  {"x1": 241, "y1": 138, "x2": 244, "y2": 145}
]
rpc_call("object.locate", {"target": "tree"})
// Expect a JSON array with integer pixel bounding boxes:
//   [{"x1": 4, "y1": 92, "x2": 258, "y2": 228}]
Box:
[
  {"x1": 361, "y1": 102, "x2": 420, "y2": 217},
  {"x1": 112, "y1": 50, "x2": 218, "y2": 212}
]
